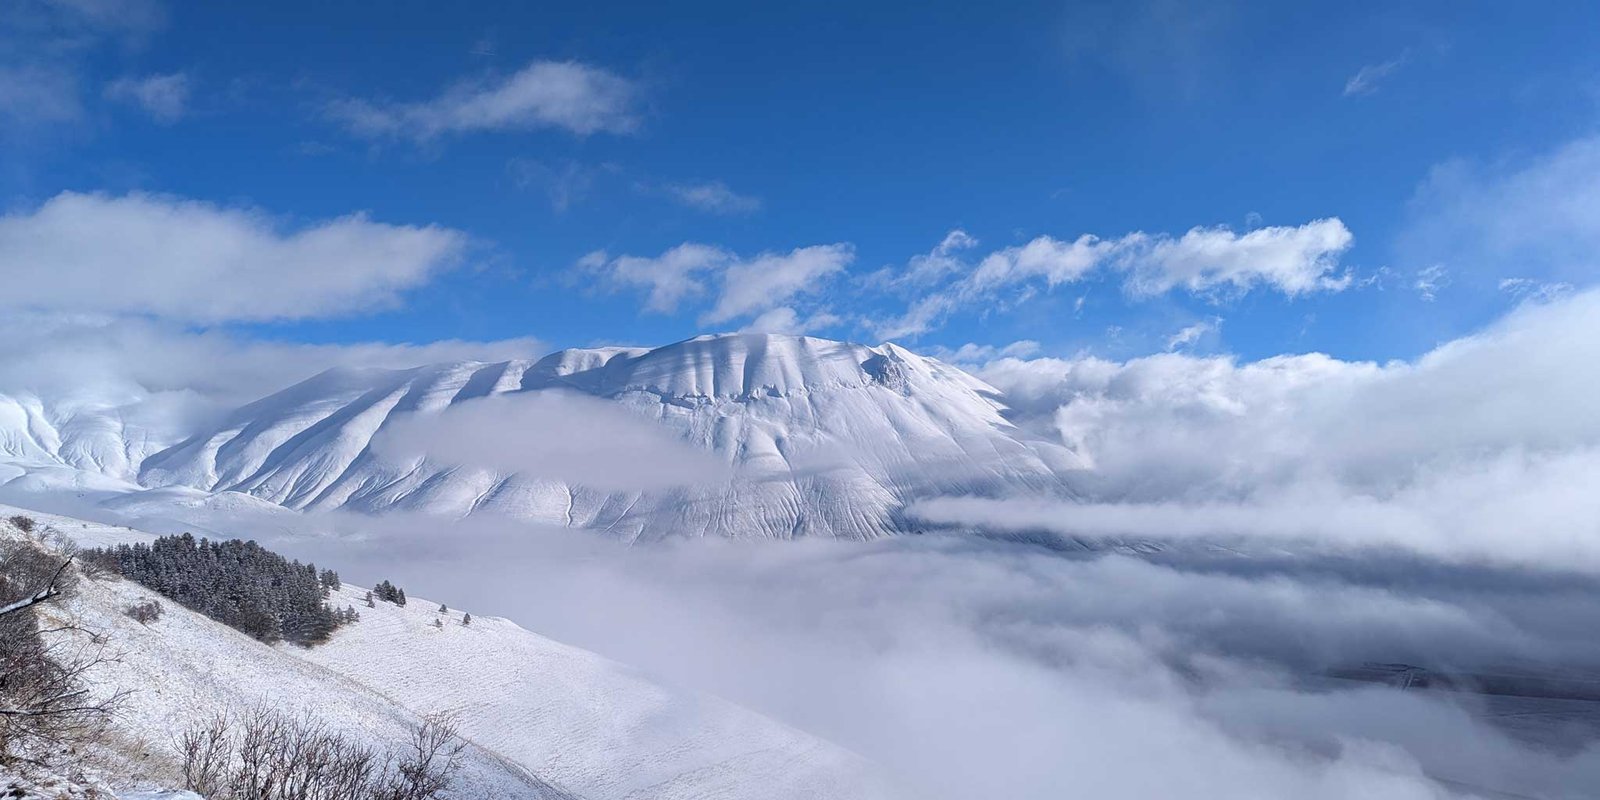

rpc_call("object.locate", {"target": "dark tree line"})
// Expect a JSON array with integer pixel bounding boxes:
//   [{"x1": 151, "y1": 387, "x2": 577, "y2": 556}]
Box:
[{"x1": 84, "y1": 534, "x2": 352, "y2": 647}]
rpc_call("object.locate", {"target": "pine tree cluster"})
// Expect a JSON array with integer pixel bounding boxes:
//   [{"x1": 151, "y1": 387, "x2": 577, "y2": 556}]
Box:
[
  {"x1": 85, "y1": 534, "x2": 353, "y2": 647},
  {"x1": 372, "y1": 579, "x2": 407, "y2": 606}
]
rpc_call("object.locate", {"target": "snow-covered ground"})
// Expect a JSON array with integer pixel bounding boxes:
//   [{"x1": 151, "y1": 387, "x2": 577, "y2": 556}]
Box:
[
  {"x1": 2, "y1": 507, "x2": 896, "y2": 800},
  {"x1": 293, "y1": 583, "x2": 894, "y2": 800},
  {"x1": 8, "y1": 524, "x2": 564, "y2": 797}
]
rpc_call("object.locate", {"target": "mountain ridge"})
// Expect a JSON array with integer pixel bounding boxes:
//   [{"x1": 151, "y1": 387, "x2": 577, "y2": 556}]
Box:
[{"x1": 0, "y1": 333, "x2": 1079, "y2": 540}]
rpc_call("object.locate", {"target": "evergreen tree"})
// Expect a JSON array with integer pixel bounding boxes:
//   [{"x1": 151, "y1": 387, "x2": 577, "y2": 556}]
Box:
[
  {"x1": 372, "y1": 579, "x2": 409, "y2": 606},
  {"x1": 84, "y1": 535, "x2": 350, "y2": 646},
  {"x1": 461, "y1": 612, "x2": 471, "y2": 626},
  {"x1": 364, "y1": 590, "x2": 375, "y2": 608},
  {"x1": 438, "y1": 603, "x2": 448, "y2": 613},
  {"x1": 433, "y1": 618, "x2": 443, "y2": 629}
]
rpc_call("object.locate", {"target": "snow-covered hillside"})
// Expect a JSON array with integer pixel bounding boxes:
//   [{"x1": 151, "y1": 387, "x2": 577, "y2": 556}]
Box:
[
  {"x1": 1, "y1": 334, "x2": 1078, "y2": 541},
  {"x1": 3, "y1": 508, "x2": 897, "y2": 800},
  {"x1": 296, "y1": 584, "x2": 895, "y2": 800}
]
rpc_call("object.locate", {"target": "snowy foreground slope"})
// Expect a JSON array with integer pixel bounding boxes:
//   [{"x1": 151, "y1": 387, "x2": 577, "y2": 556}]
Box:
[
  {"x1": 63, "y1": 558, "x2": 568, "y2": 798},
  {"x1": 297, "y1": 584, "x2": 895, "y2": 800},
  {"x1": 1, "y1": 334, "x2": 1076, "y2": 541},
  {"x1": 6, "y1": 508, "x2": 896, "y2": 800}
]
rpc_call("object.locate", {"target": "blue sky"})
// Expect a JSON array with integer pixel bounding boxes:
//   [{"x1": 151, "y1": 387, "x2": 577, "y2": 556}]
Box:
[{"x1": 4, "y1": 0, "x2": 1599, "y2": 364}]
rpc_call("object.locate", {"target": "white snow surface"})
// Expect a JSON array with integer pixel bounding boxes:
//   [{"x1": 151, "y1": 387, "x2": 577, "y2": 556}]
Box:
[
  {"x1": 295, "y1": 584, "x2": 895, "y2": 800},
  {"x1": 28, "y1": 538, "x2": 565, "y2": 797},
  {"x1": 1, "y1": 334, "x2": 1078, "y2": 541},
  {"x1": 4, "y1": 508, "x2": 896, "y2": 800}
]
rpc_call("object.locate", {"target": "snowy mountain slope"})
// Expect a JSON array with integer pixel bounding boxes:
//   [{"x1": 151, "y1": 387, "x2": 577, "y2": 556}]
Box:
[
  {"x1": 117, "y1": 333, "x2": 1078, "y2": 540},
  {"x1": 0, "y1": 393, "x2": 177, "y2": 483},
  {"x1": 0, "y1": 513, "x2": 568, "y2": 799},
  {"x1": 295, "y1": 584, "x2": 897, "y2": 800},
  {"x1": 3, "y1": 507, "x2": 899, "y2": 800}
]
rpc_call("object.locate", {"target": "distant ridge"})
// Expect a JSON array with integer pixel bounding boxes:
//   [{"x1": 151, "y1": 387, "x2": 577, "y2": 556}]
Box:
[{"x1": 2, "y1": 333, "x2": 1080, "y2": 541}]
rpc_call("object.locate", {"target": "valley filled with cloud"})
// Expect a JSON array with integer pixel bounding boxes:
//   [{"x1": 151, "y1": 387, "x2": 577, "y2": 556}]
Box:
[{"x1": 3, "y1": 1, "x2": 1599, "y2": 798}]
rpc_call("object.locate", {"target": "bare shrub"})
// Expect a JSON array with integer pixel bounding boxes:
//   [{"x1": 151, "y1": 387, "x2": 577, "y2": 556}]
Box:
[
  {"x1": 0, "y1": 538, "x2": 125, "y2": 767},
  {"x1": 176, "y1": 705, "x2": 464, "y2": 800},
  {"x1": 177, "y1": 712, "x2": 231, "y2": 798},
  {"x1": 384, "y1": 714, "x2": 465, "y2": 800},
  {"x1": 5, "y1": 516, "x2": 35, "y2": 535},
  {"x1": 123, "y1": 599, "x2": 163, "y2": 625}
]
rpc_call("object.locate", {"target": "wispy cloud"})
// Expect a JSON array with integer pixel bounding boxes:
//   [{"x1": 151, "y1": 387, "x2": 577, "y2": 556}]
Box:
[
  {"x1": 1412, "y1": 264, "x2": 1447, "y2": 301},
  {"x1": 1400, "y1": 134, "x2": 1600, "y2": 287},
  {"x1": 507, "y1": 158, "x2": 618, "y2": 212},
  {"x1": 1342, "y1": 54, "x2": 1406, "y2": 96},
  {"x1": 0, "y1": 0, "x2": 167, "y2": 128},
  {"x1": 663, "y1": 180, "x2": 761, "y2": 214},
  {"x1": 925, "y1": 340, "x2": 1041, "y2": 365},
  {"x1": 1165, "y1": 316, "x2": 1222, "y2": 350},
  {"x1": 330, "y1": 60, "x2": 639, "y2": 141},
  {"x1": 874, "y1": 219, "x2": 1353, "y2": 339},
  {"x1": 104, "y1": 71, "x2": 190, "y2": 122},
  {"x1": 578, "y1": 243, "x2": 729, "y2": 314},
  {"x1": 705, "y1": 244, "x2": 853, "y2": 324},
  {"x1": 737, "y1": 307, "x2": 843, "y2": 335},
  {"x1": 580, "y1": 242, "x2": 853, "y2": 326}
]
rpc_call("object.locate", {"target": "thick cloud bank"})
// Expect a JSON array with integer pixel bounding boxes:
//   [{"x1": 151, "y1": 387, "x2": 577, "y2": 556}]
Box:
[
  {"x1": 238, "y1": 515, "x2": 1600, "y2": 800},
  {"x1": 914, "y1": 288, "x2": 1600, "y2": 571},
  {"x1": 371, "y1": 391, "x2": 730, "y2": 491}
]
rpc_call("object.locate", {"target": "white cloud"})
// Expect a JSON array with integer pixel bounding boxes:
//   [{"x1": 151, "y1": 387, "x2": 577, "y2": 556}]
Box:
[
  {"x1": 927, "y1": 287, "x2": 1600, "y2": 571},
  {"x1": 738, "y1": 306, "x2": 842, "y2": 335},
  {"x1": 0, "y1": 65, "x2": 82, "y2": 125},
  {"x1": 970, "y1": 234, "x2": 1109, "y2": 290},
  {"x1": 913, "y1": 447, "x2": 1600, "y2": 570},
  {"x1": 872, "y1": 291, "x2": 960, "y2": 340},
  {"x1": 664, "y1": 181, "x2": 761, "y2": 214},
  {"x1": 925, "y1": 340, "x2": 1041, "y2": 365},
  {"x1": 509, "y1": 159, "x2": 618, "y2": 212},
  {"x1": 1, "y1": 0, "x2": 166, "y2": 128},
  {"x1": 1498, "y1": 277, "x2": 1572, "y2": 302},
  {"x1": 1165, "y1": 316, "x2": 1221, "y2": 350},
  {"x1": 1400, "y1": 134, "x2": 1600, "y2": 286},
  {"x1": 371, "y1": 391, "x2": 730, "y2": 492},
  {"x1": 1413, "y1": 264, "x2": 1447, "y2": 301},
  {"x1": 247, "y1": 510, "x2": 1600, "y2": 800},
  {"x1": 585, "y1": 242, "x2": 852, "y2": 327},
  {"x1": 1117, "y1": 219, "x2": 1353, "y2": 297},
  {"x1": 0, "y1": 191, "x2": 468, "y2": 323},
  {"x1": 1342, "y1": 55, "x2": 1406, "y2": 96},
  {"x1": 879, "y1": 229, "x2": 979, "y2": 290},
  {"x1": 104, "y1": 71, "x2": 188, "y2": 122},
  {"x1": 330, "y1": 60, "x2": 638, "y2": 140},
  {"x1": 703, "y1": 244, "x2": 854, "y2": 325},
  {"x1": 579, "y1": 243, "x2": 731, "y2": 313},
  {"x1": 875, "y1": 219, "x2": 1352, "y2": 339}
]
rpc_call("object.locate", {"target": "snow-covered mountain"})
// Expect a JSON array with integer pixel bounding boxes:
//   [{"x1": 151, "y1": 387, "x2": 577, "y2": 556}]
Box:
[{"x1": 2, "y1": 334, "x2": 1078, "y2": 540}]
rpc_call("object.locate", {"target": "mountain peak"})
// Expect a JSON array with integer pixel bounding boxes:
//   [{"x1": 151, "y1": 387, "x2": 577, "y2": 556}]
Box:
[{"x1": 526, "y1": 332, "x2": 931, "y2": 400}]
